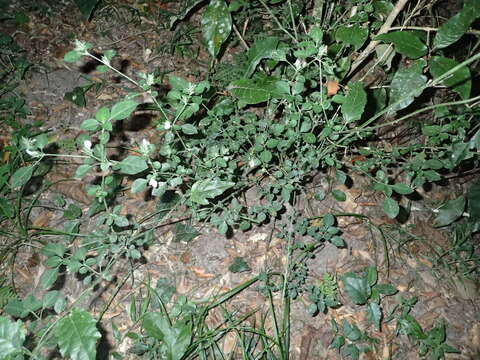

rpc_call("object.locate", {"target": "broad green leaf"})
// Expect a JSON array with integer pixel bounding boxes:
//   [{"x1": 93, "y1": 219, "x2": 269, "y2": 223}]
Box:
[
  {"x1": 40, "y1": 268, "x2": 59, "y2": 290},
  {"x1": 181, "y1": 124, "x2": 198, "y2": 135},
  {"x1": 190, "y1": 178, "x2": 234, "y2": 205},
  {"x1": 374, "y1": 283, "x2": 397, "y2": 296},
  {"x1": 335, "y1": 24, "x2": 368, "y2": 50},
  {"x1": 342, "y1": 273, "x2": 370, "y2": 305},
  {"x1": 341, "y1": 82, "x2": 367, "y2": 123},
  {"x1": 142, "y1": 312, "x2": 168, "y2": 340},
  {"x1": 73, "y1": 0, "x2": 100, "y2": 19},
  {"x1": 64, "y1": 204, "x2": 82, "y2": 219},
  {"x1": 244, "y1": 37, "x2": 288, "y2": 77},
  {"x1": 4, "y1": 300, "x2": 25, "y2": 318},
  {"x1": 366, "y1": 302, "x2": 382, "y2": 330},
  {"x1": 169, "y1": 76, "x2": 191, "y2": 91},
  {"x1": 467, "y1": 182, "x2": 480, "y2": 219},
  {"x1": 201, "y1": 0, "x2": 232, "y2": 58},
  {"x1": 383, "y1": 197, "x2": 399, "y2": 219},
  {"x1": 56, "y1": 308, "x2": 101, "y2": 360},
  {"x1": 229, "y1": 257, "x2": 251, "y2": 273},
  {"x1": 0, "y1": 316, "x2": 26, "y2": 357},
  {"x1": 174, "y1": 223, "x2": 200, "y2": 243},
  {"x1": 389, "y1": 61, "x2": 426, "y2": 112},
  {"x1": 95, "y1": 107, "x2": 110, "y2": 122},
  {"x1": 42, "y1": 290, "x2": 60, "y2": 309},
  {"x1": 10, "y1": 166, "x2": 34, "y2": 188},
  {"x1": 229, "y1": 76, "x2": 290, "y2": 105},
  {"x1": 429, "y1": 56, "x2": 471, "y2": 100},
  {"x1": 376, "y1": 31, "x2": 427, "y2": 59},
  {"x1": 110, "y1": 100, "x2": 138, "y2": 121},
  {"x1": 342, "y1": 319, "x2": 362, "y2": 341},
  {"x1": 115, "y1": 156, "x2": 148, "y2": 175},
  {"x1": 433, "y1": 0, "x2": 480, "y2": 49},
  {"x1": 434, "y1": 196, "x2": 466, "y2": 227},
  {"x1": 366, "y1": 266, "x2": 377, "y2": 286}
]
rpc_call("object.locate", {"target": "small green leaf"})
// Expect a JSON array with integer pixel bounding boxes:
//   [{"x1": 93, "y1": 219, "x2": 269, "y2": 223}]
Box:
[
  {"x1": 10, "y1": 166, "x2": 34, "y2": 188},
  {"x1": 391, "y1": 183, "x2": 414, "y2": 195},
  {"x1": 190, "y1": 178, "x2": 234, "y2": 205},
  {"x1": 429, "y1": 56, "x2": 471, "y2": 100},
  {"x1": 64, "y1": 204, "x2": 82, "y2": 220},
  {"x1": 64, "y1": 50, "x2": 82, "y2": 63},
  {"x1": 376, "y1": 31, "x2": 427, "y2": 59},
  {"x1": 110, "y1": 100, "x2": 138, "y2": 121},
  {"x1": 75, "y1": 164, "x2": 92, "y2": 179},
  {"x1": 201, "y1": 0, "x2": 232, "y2": 58},
  {"x1": 374, "y1": 283, "x2": 397, "y2": 296},
  {"x1": 332, "y1": 189, "x2": 346, "y2": 202},
  {"x1": 115, "y1": 156, "x2": 148, "y2": 175},
  {"x1": 366, "y1": 266, "x2": 377, "y2": 286},
  {"x1": 260, "y1": 150, "x2": 272, "y2": 163},
  {"x1": 341, "y1": 82, "x2": 367, "y2": 123},
  {"x1": 0, "y1": 316, "x2": 26, "y2": 357},
  {"x1": 434, "y1": 196, "x2": 466, "y2": 227},
  {"x1": 229, "y1": 76, "x2": 290, "y2": 105},
  {"x1": 0, "y1": 198, "x2": 14, "y2": 218},
  {"x1": 80, "y1": 118, "x2": 100, "y2": 131},
  {"x1": 383, "y1": 197, "x2": 399, "y2": 218},
  {"x1": 366, "y1": 302, "x2": 382, "y2": 330},
  {"x1": 467, "y1": 182, "x2": 480, "y2": 219},
  {"x1": 131, "y1": 178, "x2": 148, "y2": 193},
  {"x1": 73, "y1": 0, "x2": 100, "y2": 19},
  {"x1": 181, "y1": 124, "x2": 198, "y2": 135},
  {"x1": 56, "y1": 308, "x2": 101, "y2": 360},
  {"x1": 229, "y1": 257, "x2": 251, "y2": 273},
  {"x1": 95, "y1": 107, "x2": 110, "y2": 122},
  {"x1": 174, "y1": 223, "x2": 200, "y2": 243}
]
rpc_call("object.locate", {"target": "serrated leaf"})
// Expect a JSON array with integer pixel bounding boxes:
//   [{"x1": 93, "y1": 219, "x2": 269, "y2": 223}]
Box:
[
  {"x1": 389, "y1": 61, "x2": 427, "y2": 112},
  {"x1": 383, "y1": 197, "x2": 399, "y2": 218},
  {"x1": 376, "y1": 31, "x2": 427, "y2": 59},
  {"x1": 110, "y1": 100, "x2": 138, "y2": 121},
  {"x1": 202, "y1": 0, "x2": 232, "y2": 58},
  {"x1": 116, "y1": 156, "x2": 148, "y2": 175},
  {"x1": 40, "y1": 268, "x2": 59, "y2": 290},
  {"x1": 64, "y1": 50, "x2": 82, "y2": 63},
  {"x1": 366, "y1": 302, "x2": 382, "y2": 330},
  {"x1": 10, "y1": 166, "x2": 34, "y2": 188},
  {"x1": 342, "y1": 273, "x2": 370, "y2": 305},
  {"x1": 434, "y1": 196, "x2": 465, "y2": 227},
  {"x1": 174, "y1": 223, "x2": 200, "y2": 243},
  {"x1": 244, "y1": 37, "x2": 287, "y2": 77},
  {"x1": 73, "y1": 0, "x2": 100, "y2": 19},
  {"x1": 0, "y1": 316, "x2": 26, "y2": 357},
  {"x1": 433, "y1": 0, "x2": 480, "y2": 49},
  {"x1": 190, "y1": 178, "x2": 234, "y2": 205},
  {"x1": 335, "y1": 24, "x2": 368, "y2": 50},
  {"x1": 56, "y1": 308, "x2": 101, "y2": 360},
  {"x1": 341, "y1": 82, "x2": 367, "y2": 123},
  {"x1": 229, "y1": 76, "x2": 290, "y2": 104},
  {"x1": 429, "y1": 56, "x2": 471, "y2": 100}
]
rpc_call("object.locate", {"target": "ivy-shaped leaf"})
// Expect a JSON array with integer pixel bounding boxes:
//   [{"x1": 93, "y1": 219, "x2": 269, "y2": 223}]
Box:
[
  {"x1": 429, "y1": 56, "x2": 471, "y2": 100},
  {"x1": 341, "y1": 82, "x2": 367, "y2": 123},
  {"x1": 56, "y1": 308, "x2": 101, "y2": 360},
  {"x1": 201, "y1": 0, "x2": 232, "y2": 58},
  {"x1": 376, "y1": 31, "x2": 427, "y2": 59},
  {"x1": 190, "y1": 178, "x2": 234, "y2": 205}
]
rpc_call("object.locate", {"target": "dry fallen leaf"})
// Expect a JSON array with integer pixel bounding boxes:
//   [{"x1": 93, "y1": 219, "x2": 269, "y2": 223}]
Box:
[{"x1": 326, "y1": 80, "x2": 340, "y2": 96}]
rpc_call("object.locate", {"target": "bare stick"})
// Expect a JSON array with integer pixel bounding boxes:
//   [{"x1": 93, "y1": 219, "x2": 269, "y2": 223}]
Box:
[{"x1": 348, "y1": 0, "x2": 410, "y2": 77}]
